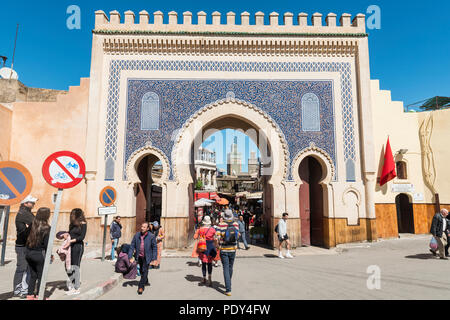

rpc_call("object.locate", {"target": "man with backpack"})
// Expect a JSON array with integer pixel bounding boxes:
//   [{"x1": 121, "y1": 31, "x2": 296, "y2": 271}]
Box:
[
  {"x1": 276, "y1": 212, "x2": 293, "y2": 259},
  {"x1": 216, "y1": 209, "x2": 240, "y2": 296}
]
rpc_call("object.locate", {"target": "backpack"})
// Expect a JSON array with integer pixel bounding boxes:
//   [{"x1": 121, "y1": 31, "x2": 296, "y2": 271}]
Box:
[
  {"x1": 196, "y1": 227, "x2": 212, "y2": 254},
  {"x1": 274, "y1": 224, "x2": 279, "y2": 234},
  {"x1": 224, "y1": 222, "x2": 238, "y2": 245}
]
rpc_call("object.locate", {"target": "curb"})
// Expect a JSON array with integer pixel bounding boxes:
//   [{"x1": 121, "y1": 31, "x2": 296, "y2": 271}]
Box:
[{"x1": 73, "y1": 273, "x2": 122, "y2": 300}]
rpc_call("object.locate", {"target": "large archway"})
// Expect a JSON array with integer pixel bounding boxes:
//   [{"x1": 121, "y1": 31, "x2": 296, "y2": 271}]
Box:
[{"x1": 173, "y1": 98, "x2": 289, "y2": 247}]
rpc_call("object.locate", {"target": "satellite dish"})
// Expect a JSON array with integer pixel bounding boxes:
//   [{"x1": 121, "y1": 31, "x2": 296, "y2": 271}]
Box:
[{"x1": 0, "y1": 67, "x2": 19, "y2": 80}]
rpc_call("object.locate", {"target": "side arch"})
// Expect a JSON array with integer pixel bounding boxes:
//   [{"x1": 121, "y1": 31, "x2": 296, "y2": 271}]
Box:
[
  {"x1": 125, "y1": 144, "x2": 170, "y2": 185},
  {"x1": 291, "y1": 143, "x2": 335, "y2": 186}
]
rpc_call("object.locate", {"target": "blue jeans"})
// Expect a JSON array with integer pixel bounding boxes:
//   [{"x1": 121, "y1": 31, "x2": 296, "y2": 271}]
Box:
[
  {"x1": 238, "y1": 231, "x2": 249, "y2": 249},
  {"x1": 220, "y1": 251, "x2": 236, "y2": 293},
  {"x1": 111, "y1": 238, "x2": 119, "y2": 260}
]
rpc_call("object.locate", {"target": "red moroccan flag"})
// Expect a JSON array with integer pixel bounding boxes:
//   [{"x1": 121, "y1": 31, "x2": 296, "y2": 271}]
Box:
[{"x1": 379, "y1": 137, "x2": 396, "y2": 186}]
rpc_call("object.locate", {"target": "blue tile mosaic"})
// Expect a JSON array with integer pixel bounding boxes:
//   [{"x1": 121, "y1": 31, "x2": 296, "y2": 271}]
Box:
[
  {"x1": 125, "y1": 79, "x2": 336, "y2": 182},
  {"x1": 104, "y1": 60, "x2": 357, "y2": 181}
]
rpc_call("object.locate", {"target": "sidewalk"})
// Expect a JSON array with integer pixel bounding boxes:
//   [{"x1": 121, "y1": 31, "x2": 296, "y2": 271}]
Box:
[
  {"x1": 0, "y1": 241, "x2": 119, "y2": 300},
  {"x1": 162, "y1": 242, "x2": 340, "y2": 258}
]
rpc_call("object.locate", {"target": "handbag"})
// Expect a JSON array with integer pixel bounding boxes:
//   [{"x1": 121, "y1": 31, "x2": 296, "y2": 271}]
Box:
[
  {"x1": 196, "y1": 227, "x2": 211, "y2": 254},
  {"x1": 430, "y1": 236, "x2": 438, "y2": 251}
]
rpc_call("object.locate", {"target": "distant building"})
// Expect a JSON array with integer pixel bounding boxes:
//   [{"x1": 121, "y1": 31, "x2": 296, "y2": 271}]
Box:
[
  {"x1": 194, "y1": 147, "x2": 217, "y2": 191},
  {"x1": 248, "y1": 150, "x2": 260, "y2": 177},
  {"x1": 227, "y1": 136, "x2": 242, "y2": 176}
]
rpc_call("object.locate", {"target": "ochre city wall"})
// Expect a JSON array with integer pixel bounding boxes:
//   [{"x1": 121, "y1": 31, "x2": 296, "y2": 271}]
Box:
[{"x1": 0, "y1": 104, "x2": 12, "y2": 161}]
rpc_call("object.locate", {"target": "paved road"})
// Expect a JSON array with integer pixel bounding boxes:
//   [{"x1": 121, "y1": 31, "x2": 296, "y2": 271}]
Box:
[{"x1": 100, "y1": 235, "x2": 450, "y2": 300}]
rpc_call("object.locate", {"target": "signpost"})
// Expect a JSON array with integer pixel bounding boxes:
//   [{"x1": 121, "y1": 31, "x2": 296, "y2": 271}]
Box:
[
  {"x1": 0, "y1": 161, "x2": 33, "y2": 266},
  {"x1": 39, "y1": 151, "x2": 85, "y2": 300},
  {"x1": 99, "y1": 186, "x2": 117, "y2": 262}
]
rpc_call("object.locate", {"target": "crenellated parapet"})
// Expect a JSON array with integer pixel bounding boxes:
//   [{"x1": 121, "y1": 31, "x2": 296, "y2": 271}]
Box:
[{"x1": 94, "y1": 10, "x2": 366, "y2": 35}]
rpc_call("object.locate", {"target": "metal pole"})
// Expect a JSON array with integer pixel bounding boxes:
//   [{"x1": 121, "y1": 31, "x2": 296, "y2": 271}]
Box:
[
  {"x1": 9, "y1": 24, "x2": 19, "y2": 80},
  {"x1": 102, "y1": 214, "x2": 108, "y2": 262},
  {"x1": 38, "y1": 188, "x2": 63, "y2": 300},
  {"x1": 1, "y1": 206, "x2": 10, "y2": 266}
]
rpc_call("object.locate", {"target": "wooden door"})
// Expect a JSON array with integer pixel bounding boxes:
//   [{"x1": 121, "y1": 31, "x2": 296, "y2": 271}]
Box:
[
  {"x1": 136, "y1": 156, "x2": 149, "y2": 232},
  {"x1": 309, "y1": 157, "x2": 324, "y2": 246},
  {"x1": 299, "y1": 159, "x2": 311, "y2": 246},
  {"x1": 396, "y1": 194, "x2": 414, "y2": 234}
]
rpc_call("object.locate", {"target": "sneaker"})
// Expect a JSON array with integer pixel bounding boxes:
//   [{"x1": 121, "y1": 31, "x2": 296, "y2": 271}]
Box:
[
  {"x1": 278, "y1": 253, "x2": 285, "y2": 259},
  {"x1": 439, "y1": 257, "x2": 448, "y2": 260},
  {"x1": 286, "y1": 252, "x2": 294, "y2": 259},
  {"x1": 225, "y1": 292, "x2": 232, "y2": 296},
  {"x1": 430, "y1": 249, "x2": 436, "y2": 256},
  {"x1": 26, "y1": 295, "x2": 36, "y2": 300},
  {"x1": 13, "y1": 293, "x2": 27, "y2": 299},
  {"x1": 65, "y1": 289, "x2": 75, "y2": 296},
  {"x1": 137, "y1": 288, "x2": 144, "y2": 295}
]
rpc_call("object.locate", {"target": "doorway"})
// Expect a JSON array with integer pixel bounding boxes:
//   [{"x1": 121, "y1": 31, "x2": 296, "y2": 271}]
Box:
[
  {"x1": 395, "y1": 193, "x2": 414, "y2": 234},
  {"x1": 299, "y1": 156, "x2": 324, "y2": 247},
  {"x1": 135, "y1": 155, "x2": 163, "y2": 232}
]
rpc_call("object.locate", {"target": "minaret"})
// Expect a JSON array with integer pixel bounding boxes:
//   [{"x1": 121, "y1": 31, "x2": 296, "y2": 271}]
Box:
[{"x1": 227, "y1": 136, "x2": 242, "y2": 175}]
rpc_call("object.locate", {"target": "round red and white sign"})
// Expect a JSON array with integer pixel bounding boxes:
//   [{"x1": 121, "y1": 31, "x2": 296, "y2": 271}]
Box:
[{"x1": 42, "y1": 151, "x2": 86, "y2": 189}]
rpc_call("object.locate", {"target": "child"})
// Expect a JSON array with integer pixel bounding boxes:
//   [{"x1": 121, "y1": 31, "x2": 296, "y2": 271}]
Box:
[{"x1": 56, "y1": 231, "x2": 72, "y2": 291}]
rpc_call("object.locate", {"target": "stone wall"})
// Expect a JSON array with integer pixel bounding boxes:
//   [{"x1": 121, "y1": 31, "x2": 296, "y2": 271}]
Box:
[{"x1": 0, "y1": 79, "x2": 67, "y2": 103}]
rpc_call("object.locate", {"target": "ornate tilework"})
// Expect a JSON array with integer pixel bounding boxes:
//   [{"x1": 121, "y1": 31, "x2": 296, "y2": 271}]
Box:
[
  {"x1": 104, "y1": 60, "x2": 357, "y2": 181},
  {"x1": 125, "y1": 79, "x2": 336, "y2": 181}
]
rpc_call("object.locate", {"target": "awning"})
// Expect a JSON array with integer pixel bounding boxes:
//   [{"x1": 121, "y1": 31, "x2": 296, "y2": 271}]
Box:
[
  {"x1": 216, "y1": 198, "x2": 229, "y2": 205},
  {"x1": 246, "y1": 192, "x2": 263, "y2": 200}
]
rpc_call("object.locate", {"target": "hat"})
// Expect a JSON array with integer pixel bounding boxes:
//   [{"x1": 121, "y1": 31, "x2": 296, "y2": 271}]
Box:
[
  {"x1": 21, "y1": 195, "x2": 38, "y2": 204},
  {"x1": 202, "y1": 216, "x2": 212, "y2": 226},
  {"x1": 151, "y1": 221, "x2": 159, "y2": 228},
  {"x1": 224, "y1": 209, "x2": 233, "y2": 221}
]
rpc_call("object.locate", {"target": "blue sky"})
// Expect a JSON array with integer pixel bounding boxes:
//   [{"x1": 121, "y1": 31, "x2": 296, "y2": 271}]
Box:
[{"x1": 1, "y1": 0, "x2": 449, "y2": 169}]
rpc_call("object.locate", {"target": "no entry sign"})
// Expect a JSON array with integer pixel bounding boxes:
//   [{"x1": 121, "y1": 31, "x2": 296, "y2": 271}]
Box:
[
  {"x1": 0, "y1": 161, "x2": 33, "y2": 206},
  {"x1": 99, "y1": 186, "x2": 117, "y2": 207},
  {"x1": 42, "y1": 151, "x2": 85, "y2": 189}
]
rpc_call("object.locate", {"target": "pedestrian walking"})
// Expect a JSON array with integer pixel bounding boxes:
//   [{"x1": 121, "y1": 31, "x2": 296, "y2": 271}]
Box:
[
  {"x1": 243, "y1": 210, "x2": 250, "y2": 232},
  {"x1": 13, "y1": 195, "x2": 37, "y2": 298},
  {"x1": 25, "y1": 207, "x2": 52, "y2": 300},
  {"x1": 110, "y1": 216, "x2": 122, "y2": 262},
  {"x1": 150, "y1": 221, "x2": 165, "y2": 269},
  {"x1": 276, "y1": 212, "x2": 293, "y2": 259},
  {"x1": 196, "y1": 216, "x2": 217, "y2": 286},
  {"x1": 216, "y1": 209, "x2": 239, "y2": 296},
  {"x1": 66, "y1": 208, "x2": 87, "y2": 295},
  {"x1": 237, "y1": 215, "x2": 250, "y2": 250},
  {"x1": 128, "y1": 222, "x2": 157, "y2": 295},
  {"x1": 430, "y1": 209, "x2": 449, "y2": 259}
]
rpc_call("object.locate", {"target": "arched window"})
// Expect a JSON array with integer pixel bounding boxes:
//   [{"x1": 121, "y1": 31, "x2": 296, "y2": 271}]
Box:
[
  {"x1": 301, "y1": 93, "x2": 320, "y2": 132},
  {"x1": 141, "y1": 92, "x2": 160, "y2": 130},
  {"x1": 396, "y1": 161, "x2": 407, "y2": 180}
]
